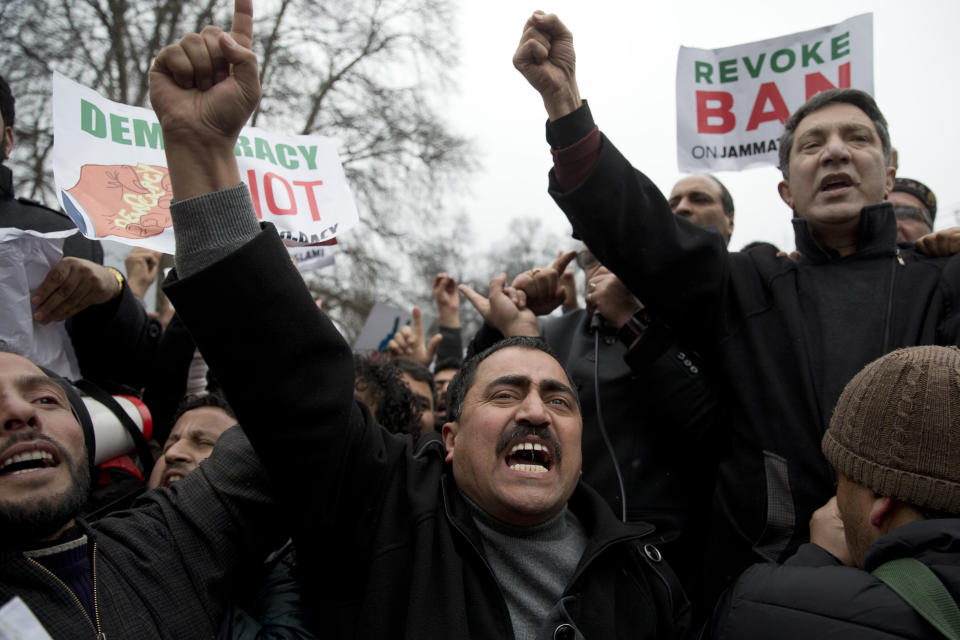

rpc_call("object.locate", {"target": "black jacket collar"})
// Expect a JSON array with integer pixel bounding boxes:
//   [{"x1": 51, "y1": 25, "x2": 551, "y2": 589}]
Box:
[
  {"x1": 440, "y1": 469, "x2": 654, "y2": 567},
  {"x1": 864, "y1": 518, "x2": 960, "y2": 571},
  {"x1": 793, "y1": 202, "x2": 899, "y2": 264}
]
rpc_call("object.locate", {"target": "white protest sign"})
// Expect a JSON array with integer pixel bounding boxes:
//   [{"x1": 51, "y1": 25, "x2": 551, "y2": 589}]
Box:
[
  {"x1": 0, "y1": 228, "x2": 80, "y2": 380},
  {"x1": 353, "y1": 302, "x2": 413, "y2": 355},
  {"x1": 288, "y1": 243, "x2": 336, "y2": 273},
  {"x1": 0, "y1": 596, "x2": 54, "y2": 640},
  {"x1": 675, "y1": 14, "x2": 873, "y2": 172},
  {"x1": 52, "y1": 72, "x2": 359, "y2": 254}
]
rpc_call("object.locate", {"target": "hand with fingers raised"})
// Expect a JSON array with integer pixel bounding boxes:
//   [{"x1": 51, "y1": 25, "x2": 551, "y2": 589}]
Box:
[
  {"x1": 510, "y1": 249, "x2": 577, "y2": 317},
  {"x1": 460, "y1": 274, "x2": 539, "y2": 339},
  {"x1": 432, "y1": 273, "x2": 460, "y2": 328},
  {"x1": 386, "y1": 306, "x2": 443, "y2": 368},
  {"x1": 150, "y1": 0, "x2": 260, "y2": 200}
]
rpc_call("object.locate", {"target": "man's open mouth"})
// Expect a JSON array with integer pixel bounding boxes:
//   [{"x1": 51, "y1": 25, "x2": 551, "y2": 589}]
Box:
[
  {"x1": 819, "y1": 173, "x2": 853, "y2": 192},
  {"x1": 504, "y1": 441, "x2": 553, "y2": 473},
  {"x1": 0, "y1": 448, "x2": 59, "y2": 476},
  {"x1": 163, "y1": 473, "x2": 184, "y2": 487}
]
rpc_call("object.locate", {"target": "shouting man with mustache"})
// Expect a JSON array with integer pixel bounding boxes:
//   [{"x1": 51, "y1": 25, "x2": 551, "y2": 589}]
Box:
[{"x1": 149, "y1": 1, "x2": 691, "y2": 637}]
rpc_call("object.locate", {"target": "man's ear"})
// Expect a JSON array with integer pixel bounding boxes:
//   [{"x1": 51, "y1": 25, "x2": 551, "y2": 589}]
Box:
[
  {"x1": 1, "y1": 126, "x2": 12, "y2": 161},
  {"x1": 869, "y1": 495, "x2": 897, "y2": 529},
  {"x1": 778, "y1": 180, "x2": 794, "y2": 209},
  {"x1": 441, "y1": 422, "x2": 457, "y2": 463},
  {"x1": 883, "y1": 164, "x2": 896, "y2": 200}
]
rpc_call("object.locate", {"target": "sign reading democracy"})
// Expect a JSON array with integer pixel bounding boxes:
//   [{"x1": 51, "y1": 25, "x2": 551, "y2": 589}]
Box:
[
  {"x1": 52, "y1": 72, "x2": 359, "y2": 253},
  {"x1": 675, "y1": 14, "x2": 873, "y2": 172}
]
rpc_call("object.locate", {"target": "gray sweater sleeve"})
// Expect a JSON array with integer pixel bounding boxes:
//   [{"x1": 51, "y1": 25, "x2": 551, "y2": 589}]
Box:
[{"x1": 170, "y1": 183, "x2": 262, "y2": 279}]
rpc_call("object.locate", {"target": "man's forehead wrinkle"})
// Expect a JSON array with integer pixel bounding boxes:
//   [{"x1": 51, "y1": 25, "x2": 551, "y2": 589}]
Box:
[
  {"x1": 14, "y1": 375, "x2": 67, "y2": 399},
  {"x1": 16, "y1": 374, "x2": 56, "y2": 387}
]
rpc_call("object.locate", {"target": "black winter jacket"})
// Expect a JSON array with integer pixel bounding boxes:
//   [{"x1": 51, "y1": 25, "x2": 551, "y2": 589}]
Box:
[
  {"x1": 0, "y1": 164, "x2": 102, "y2": 263},
  {"x1": 0, "y1": 427, "x2": 282, "y2": 639},
  {"x1": 546, "y1": 104, "x2": 960, "y2": 598},
  {"x1": 167, "y1": 226, "x2": 691, "y2": 640},
  {"x1": 705, "y1": 519, "x2": 960, "y2": 639},
  {"x1": 468, "y1": 307, "x2": 719, "y2": 604}
]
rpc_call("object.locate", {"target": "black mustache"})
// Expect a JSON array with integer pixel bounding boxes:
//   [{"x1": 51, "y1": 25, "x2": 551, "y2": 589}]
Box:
[{"x1": 495, "y1": 424, "x2": 562, "y2": 464}]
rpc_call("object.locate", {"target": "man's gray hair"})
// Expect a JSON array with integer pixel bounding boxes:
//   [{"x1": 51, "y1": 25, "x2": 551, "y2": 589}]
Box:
[{"x1": 778, "y1": 88, "x2": 891, "y2": 179}]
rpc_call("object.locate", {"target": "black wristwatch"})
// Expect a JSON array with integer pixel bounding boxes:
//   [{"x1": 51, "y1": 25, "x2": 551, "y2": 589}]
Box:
[{"x1": 617, "y1": 308, "x2": 651, "y2": 349}]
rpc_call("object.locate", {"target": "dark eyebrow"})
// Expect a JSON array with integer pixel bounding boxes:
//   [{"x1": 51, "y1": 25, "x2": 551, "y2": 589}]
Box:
[
  {"x1": 841, "y1": 122, "x2": 875, "y2": 136},
  {"x1": 484, "y1": 375, "x2": 531, "y2": 394},
  {"x1": 798, "y1": 121, "x2": 874, "y2": 141},
  {"x1": 796, "y1": 125, "x2": 826, "y2": 141},
  {"x1": 539, "y1": 378, "x2": 576, "y2": 399},
  {"x1": 484, "y1": 375, "x2": 575, "y2": 399},
  {"x1": 189, "y1": 427, "x2": 222, "y2": 441},
  {"x1": 669, "y1": 190, "x2": 713, "y2": 203}
]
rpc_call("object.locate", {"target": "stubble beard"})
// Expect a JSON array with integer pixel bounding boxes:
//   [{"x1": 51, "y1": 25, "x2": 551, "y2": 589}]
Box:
[{"x1": 0, "y1": 439, "x2": 90, "y2": 548}]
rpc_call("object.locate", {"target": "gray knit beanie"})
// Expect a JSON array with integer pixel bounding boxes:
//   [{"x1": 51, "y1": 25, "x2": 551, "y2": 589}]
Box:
[{"x1": 822, "y1": 345, "x2": 960, "y2": 514}]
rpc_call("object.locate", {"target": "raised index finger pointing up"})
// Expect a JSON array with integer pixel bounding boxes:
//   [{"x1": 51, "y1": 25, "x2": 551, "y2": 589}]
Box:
[
  {"x1": 552, "y1": 249, "x2": 577, "y2": 274},
  {"x1": 231, "y1": 0, "x2": 254, "y2": 49}
]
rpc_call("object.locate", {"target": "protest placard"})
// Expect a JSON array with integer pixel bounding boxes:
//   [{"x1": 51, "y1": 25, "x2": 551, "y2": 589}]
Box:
[
  {"x1": 289, "y1": 243, "x2": 336, "y2": 273},
  {"x1": 52, "y1": 72, "x2": 359, "y2": 253},
  {"x1": 675, "y1": 14, "x2": 873, "y2": 172},
  {"x1": 0, "y1": 591, "x2": 54, "y2": 639},
  {"x1": 0, "y1": 228, "x2": 80, "y2": 380},
  {"x1": 353, "y1": 302, "x2": 413, "y2": 355}
]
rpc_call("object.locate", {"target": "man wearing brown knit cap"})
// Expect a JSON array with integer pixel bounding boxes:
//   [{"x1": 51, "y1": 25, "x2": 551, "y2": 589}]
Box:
[{"x1": 705, "y1": 345, "x2": 960, "y2": 639}]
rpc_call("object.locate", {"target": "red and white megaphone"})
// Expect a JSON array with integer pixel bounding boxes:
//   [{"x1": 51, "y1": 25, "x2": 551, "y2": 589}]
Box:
[{"x1": 82, "y1": 395, "x2": 153, "y2": 465}]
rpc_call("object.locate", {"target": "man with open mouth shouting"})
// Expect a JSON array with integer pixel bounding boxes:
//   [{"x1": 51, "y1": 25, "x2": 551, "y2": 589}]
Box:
[
  {"x1": 0, "y1": 351, "x2": 89, "y2": 546},
  {"x1": 0, "y1": 297, "x2": 282, "y2": 635},
  {"x1": 151, "y1": 1, "x2": 691, "y2": 637}
]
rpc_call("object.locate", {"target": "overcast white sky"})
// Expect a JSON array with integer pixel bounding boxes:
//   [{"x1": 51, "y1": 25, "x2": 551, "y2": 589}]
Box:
[{"x1": 446, "y1": 0, "x2": 960, "y2": 254}]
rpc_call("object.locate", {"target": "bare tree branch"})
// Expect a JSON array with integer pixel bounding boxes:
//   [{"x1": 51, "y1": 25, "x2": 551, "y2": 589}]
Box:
[{"x1": 2, "y1": 0, "x2": 474, "y2": 339}]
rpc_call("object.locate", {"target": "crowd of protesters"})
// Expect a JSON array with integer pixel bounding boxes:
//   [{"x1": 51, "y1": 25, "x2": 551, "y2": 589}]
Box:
[{"x1": 0, "y1": 3, "x2": 959, "y2": 638}]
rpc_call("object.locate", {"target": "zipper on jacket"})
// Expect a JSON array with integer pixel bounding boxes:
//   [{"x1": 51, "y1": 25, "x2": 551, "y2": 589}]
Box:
[
  {"x1": 881, "y1": 248, "x2": 903, "y2": 353},
  {"x1": 92, "y1": 542, "x2": 104, "y2": 639},
  {"x1": 26, "y1": 542, "x2": 104, "y2": 638}
]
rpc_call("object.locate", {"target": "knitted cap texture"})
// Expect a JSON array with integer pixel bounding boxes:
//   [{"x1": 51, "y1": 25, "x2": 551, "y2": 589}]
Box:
[{"x1": 823, "y1": 345, "x2": 960, "y2": 513}]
